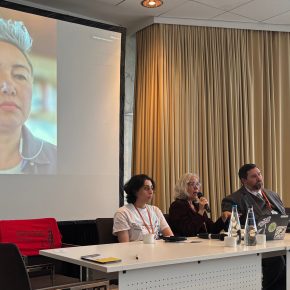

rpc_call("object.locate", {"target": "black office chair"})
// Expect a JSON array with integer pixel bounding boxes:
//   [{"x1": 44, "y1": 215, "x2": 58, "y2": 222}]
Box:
[
  {"x1": 163, "y1": 213, "x2": 170, "y2": 223},
  {"x1": 0, "y1": 243, "x2": 32, "y2": 290},
  {"x1": 95, "y1": 218, "x2": 118, "y2": 244},
  {"x1": 0, "y1": 243, "x2": 109, "y2": 290},
  {"x1": 163, "y1": 213, "x2": 174, "y2": 230}
]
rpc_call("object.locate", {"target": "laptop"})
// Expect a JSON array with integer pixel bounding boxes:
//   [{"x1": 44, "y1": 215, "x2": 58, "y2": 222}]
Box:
[{"x1": 256, "y1": 214, "x2": 289, "y2": 240}]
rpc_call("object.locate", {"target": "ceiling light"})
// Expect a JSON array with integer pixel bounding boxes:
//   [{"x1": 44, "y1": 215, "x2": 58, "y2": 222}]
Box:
[{"x1": 141, "y1": 0, "x2": 163, "y2": 8}]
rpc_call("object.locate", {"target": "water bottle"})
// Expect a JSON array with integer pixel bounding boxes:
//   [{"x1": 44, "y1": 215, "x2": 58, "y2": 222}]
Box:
[
  {"x1": 228, "y1": 205, "x2": 241, "y2": 244},
  {"x1": 244, "y1": 207, "x2": 257, "y2": 246}
]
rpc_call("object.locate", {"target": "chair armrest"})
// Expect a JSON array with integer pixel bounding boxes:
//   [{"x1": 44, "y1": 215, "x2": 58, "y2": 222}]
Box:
[
  {"x1": 26, "y1": 263, "x2": 54, "y2": 274},
  {"x1": 26, "y1": 262, "x2": 55, "y2": 286},
  {"x1": 22, "y1": 255, "x2": 29, "y2": 265},
  {"x1": 22, "y1": 255, "x2": 55, "y2": 275}
]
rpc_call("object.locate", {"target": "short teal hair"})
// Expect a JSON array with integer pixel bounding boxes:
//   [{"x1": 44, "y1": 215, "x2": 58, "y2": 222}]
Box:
[{"x1": 0, "y1": 18, "x2": 33, "y2": 71}]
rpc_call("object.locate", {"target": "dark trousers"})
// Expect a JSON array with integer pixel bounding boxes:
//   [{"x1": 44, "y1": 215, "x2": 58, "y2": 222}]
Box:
[{"x1": 262, "y1": 256, "x2": 286, "y2": 290}]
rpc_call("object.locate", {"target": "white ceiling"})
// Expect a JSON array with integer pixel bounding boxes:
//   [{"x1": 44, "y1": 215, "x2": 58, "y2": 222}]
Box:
[{"x1": 6, "y1": 0, "x2": 290, "y2": 33}]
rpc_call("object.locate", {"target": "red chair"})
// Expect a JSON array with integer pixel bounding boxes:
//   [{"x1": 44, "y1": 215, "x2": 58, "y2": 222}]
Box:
[
  {"x1": 0, "y1": 218, "x2": 74, "y2": 288},
  {"x1": 0, "y1": 218, "x2": 62, "y2": 256}
]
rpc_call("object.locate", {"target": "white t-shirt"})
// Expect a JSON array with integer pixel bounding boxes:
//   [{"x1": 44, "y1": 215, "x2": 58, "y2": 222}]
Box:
[{"x1": 113, "y1": 204, "x2": 169, "y2": 241}]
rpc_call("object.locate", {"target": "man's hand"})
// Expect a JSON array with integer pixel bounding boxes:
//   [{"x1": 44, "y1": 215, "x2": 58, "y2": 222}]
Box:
[{"x1": 221, "y1": 211, "x2": 232, "y2": 223}]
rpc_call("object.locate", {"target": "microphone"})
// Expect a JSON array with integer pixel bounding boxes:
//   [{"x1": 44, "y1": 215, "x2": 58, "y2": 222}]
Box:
[
  {"x1": 197, "y1": 192, "x2": 211, "y2": 213},
  {"x1": 197, "y1": 233, "x2": 228, "y2": 241}
]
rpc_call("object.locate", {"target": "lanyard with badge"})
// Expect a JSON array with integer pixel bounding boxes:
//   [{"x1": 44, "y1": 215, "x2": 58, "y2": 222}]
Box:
[
  {"x1": 261, "y1": 191, "x2": 278, "y2": 214},
  {"x1": 134, "y1": 205, "x2": 154, "y2": 234}
]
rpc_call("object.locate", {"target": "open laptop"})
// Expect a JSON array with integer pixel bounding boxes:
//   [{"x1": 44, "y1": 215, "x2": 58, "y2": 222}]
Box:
[{"x1": 257, "y1": 214, "x2": 289, "y2": 240}]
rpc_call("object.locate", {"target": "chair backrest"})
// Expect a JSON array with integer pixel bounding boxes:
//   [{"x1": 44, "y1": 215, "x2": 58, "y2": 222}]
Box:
[
  {"x1": 58, "y1": 220, "x2": 98, "y2": 245},
  {"x1": 0, "y1": 218, "x2": 62, "y2": 256},
  {"x1": 163, "y1": 213, "x2": 172, "y2": 229},
  {"x1": 163, "y1": 213, "x2": 169, "y2": 223},
  {"x1": 96, "y1": 218, "x2": 118, "y2": 244},
  {"x1": 0, "y1": 243, "x2": 31, "y2": 290}
]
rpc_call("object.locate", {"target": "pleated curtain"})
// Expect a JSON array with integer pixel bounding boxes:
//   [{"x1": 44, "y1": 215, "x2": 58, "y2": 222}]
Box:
[{"x1": 132, "y1": 24, "x2": 290, "y2": 218}]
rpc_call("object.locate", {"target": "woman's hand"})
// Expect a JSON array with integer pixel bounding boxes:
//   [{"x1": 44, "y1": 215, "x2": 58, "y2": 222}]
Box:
[
  {"x1": 221, "y1": 211, "x2": 232, "y2": 223},
  {"x1": 198, "y1": 197, "x2": 208, "y2": 215},
  {"x1": 162, "y1": 227, "x2": 174, "y2": 237}
]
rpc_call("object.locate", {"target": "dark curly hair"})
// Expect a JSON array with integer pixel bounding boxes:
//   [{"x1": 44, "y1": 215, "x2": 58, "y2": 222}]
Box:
[
  {"x1": 124, "y1": 174, "x2": 155, "y2": 204},
  {"x1": 238, "y1": 163, "x2": 257, "y2": 180}
]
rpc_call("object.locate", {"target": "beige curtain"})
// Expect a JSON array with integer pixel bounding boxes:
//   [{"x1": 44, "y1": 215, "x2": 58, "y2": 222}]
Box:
[{"x1": 132, "y1": 24, "x2": 290, "y2": 219}]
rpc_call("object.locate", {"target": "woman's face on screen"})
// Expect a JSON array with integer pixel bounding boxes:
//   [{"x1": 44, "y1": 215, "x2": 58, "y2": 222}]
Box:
[{"x1": 0, "y1": 41, "x2": 33, "y2": 132}]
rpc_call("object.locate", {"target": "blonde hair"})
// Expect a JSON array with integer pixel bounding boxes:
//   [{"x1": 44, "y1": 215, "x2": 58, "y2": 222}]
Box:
[{"x1": 174, "y1": 173, "x2": 199, "y2": 200}]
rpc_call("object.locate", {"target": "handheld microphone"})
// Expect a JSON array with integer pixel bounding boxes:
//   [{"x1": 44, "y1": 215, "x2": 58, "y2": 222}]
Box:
[
  {"x1": 197, "y1": 192, "x2": 211, "y2": 213},
  {"x1": 197, "y1": 233, "x2": 228, "y2": 241}
]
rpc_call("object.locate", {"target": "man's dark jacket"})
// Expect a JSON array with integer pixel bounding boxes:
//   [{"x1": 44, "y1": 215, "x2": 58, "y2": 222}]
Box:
[{"x1": 222, "y1": 186, "x2": 285, "y2": 225}]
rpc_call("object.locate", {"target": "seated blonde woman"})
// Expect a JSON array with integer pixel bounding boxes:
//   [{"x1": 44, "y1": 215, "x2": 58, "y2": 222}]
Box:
[
  {"x1": 113, "y1": 174, "x2": 173, "y2": 242},
  {"x1": 169, "y1": 173, "x2": 230, "y2": 237}
]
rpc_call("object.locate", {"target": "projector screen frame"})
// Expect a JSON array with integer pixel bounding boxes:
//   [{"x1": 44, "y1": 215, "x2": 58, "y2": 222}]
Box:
[{"x1": 0, "y1": 0, "x2": 126, "y2": 208}]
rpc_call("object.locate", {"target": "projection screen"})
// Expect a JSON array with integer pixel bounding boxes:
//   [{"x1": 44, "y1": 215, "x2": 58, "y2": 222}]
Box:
[{"x1": 0, "y1": 1, "x2": 125, "y2": 220}]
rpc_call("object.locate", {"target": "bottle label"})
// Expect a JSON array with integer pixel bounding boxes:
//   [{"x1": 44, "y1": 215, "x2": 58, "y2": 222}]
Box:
[
  {"x1": 245, "y1": 225, "x2": 257, "y2": 246},
  {"x1": 229, "y1": 214, "x2": 241, "y2": 244}
]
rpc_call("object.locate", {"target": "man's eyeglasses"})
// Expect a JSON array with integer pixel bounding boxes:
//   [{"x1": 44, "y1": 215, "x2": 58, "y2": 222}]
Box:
[
  {"x1": 187, "y1": 182, "x2": 201, "y2": 188},
  {"x1": 143, "y1": 185, "x2": 154, "y2": 191}
]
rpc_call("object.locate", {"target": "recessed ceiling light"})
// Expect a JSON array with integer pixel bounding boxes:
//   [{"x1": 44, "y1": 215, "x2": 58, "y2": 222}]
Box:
[{"x1": 141, "y1": 0, "x2": 163, "y2": 8}]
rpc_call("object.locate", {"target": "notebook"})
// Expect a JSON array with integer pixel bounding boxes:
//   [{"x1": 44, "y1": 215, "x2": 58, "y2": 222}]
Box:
[
  {"x1": 256, "y1": 214, "x2": 289, "y2": 240},
  {"x1": 81, "y1": 254, "x2": 122, "y2": 264}
]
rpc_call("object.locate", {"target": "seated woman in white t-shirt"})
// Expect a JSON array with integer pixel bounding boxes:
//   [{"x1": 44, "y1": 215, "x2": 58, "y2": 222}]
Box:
[{"x1": 113, "y1": 174, "x2": 173, "y2": 242}]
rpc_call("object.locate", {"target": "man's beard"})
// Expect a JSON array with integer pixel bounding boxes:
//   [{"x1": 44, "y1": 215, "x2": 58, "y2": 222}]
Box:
[{"x1": 253, "y1": 181, "x2": 263, "y2": 190}]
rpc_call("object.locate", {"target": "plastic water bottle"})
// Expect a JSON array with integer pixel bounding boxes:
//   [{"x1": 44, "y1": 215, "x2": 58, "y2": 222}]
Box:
[
  {"x1": 244, "y1": 207, "x2": 257, "y2": 246},
  {"x1": 228, "y1": 205, "x2": 241, "y2": 244}
]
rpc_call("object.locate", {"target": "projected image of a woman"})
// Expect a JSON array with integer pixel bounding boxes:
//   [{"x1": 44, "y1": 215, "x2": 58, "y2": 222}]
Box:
[{"x1": 0, "y1": 19, "x2": 56, "y2": 174}]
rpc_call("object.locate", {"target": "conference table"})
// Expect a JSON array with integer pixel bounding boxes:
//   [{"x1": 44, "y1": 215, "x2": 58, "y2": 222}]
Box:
[{"x1": 40, "y1": 235, "x2": 290, "y2": 290}]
